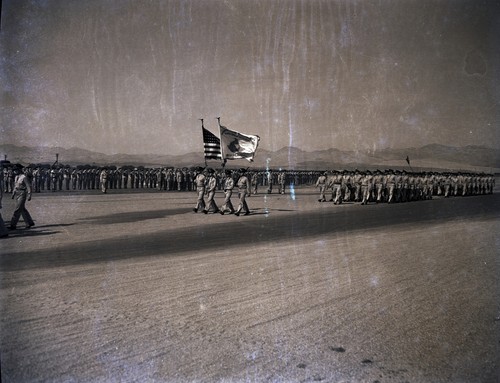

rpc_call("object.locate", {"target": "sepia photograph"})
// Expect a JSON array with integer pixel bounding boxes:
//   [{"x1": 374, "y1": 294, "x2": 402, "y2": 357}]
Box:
[{"x1": 1, "y1": 0, "x2": 499, "y2": 382}]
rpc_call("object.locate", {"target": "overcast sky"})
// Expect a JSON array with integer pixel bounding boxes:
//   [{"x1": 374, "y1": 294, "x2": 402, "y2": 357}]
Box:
[{"x1": 1, "y1": 0, "x2": 499, "y2": 156}]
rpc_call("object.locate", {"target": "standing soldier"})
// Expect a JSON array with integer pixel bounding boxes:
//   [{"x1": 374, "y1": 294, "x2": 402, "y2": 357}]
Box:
[
  {"x1": 203, "y1": 168, "x2": 220, "y2": 214},
  {"x1": 219, "y1": 169, "x2": 235, "y2": 215},
  {"x1": 166, "y1": 168, "x2": 174, "y2": 191},
  {"x1": 176, "y1": 169, "x2": 183, "y2": 191},
  {"x1": 251, "y1": 171, "x2": 259, "y2": 195},
  {"x1": 0, "y1": 162, "x2": 9, "y2": 237},
  {"x1": 192, "y1": 167, "x2": 206, "y2": 213},
  {"x1": 277, "y1": 171, "x2": 286, "y2": 194},
  {"x1": 50, "y1": 167, "x2": 58, "y2": 192},
  {"x1": 100, "y1": 167, "x2": 109, "y2": 194},
  {"x1": 315, "y1": 171, "x2": 328, "y2": 202},
  {"x1": 9, "y1": 165, "x2": 35, "y2": 230},
  {"x1": 235, "y1": 168, "x2": 251, "y2": 216},
  {"x1": 63, "y1": 166, "x2": 70, "y2": 190},
  {"x1": 266, "y1": 170, "x2": 273, "y2": 194},
  {"x1": 33, "y1": 166, "x2": 41, "y2": 193},
  {"x1": 57, "y1": 166, "x2": 64, "y2": 191},
  {"x1": 71, "y1": 167, "x2": 78, "y2": 190}
]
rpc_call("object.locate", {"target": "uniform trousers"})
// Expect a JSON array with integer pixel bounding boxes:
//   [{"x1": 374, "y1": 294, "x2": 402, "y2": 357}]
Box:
[
  {"x1": 205, "y1": 190, "x2": 219, "y2": 212},
  {"x1": 10, "y1": 190, "x2": 34, "y2": 228},
  {"x1": 220, "y1": 190, "x2": 235, "y2": 213},
  {"x1": 195, "y1": 187, "x2": 206, "y2": 211},
  {"x1": 236, "y1": 189, "x2": 250, "y2": 214}
]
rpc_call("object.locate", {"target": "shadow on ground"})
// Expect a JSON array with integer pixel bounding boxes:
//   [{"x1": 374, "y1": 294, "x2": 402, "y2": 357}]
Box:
[{"x1": 1, "y1": 195, "x2": 498, "y2": 271}]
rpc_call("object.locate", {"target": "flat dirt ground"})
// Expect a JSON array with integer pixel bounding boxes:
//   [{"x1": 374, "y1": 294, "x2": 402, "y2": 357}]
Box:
[{"x1": 1, "y1": 186, "x2": 499, "y2": 383}]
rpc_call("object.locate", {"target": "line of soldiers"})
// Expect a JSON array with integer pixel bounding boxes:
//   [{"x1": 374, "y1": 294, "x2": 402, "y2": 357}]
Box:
[
  {"x1": 1, "y1": 165, "x2": 318, "y2": 194},
  {"x1": 1, "y1": 166, "x2": 201, "y2": 193},
  {"x1": 316, "y1": 169, "x2": 496, "y2": 205},
  {"x1": 192, "y1": 167, "x2": 251, "y2": 216},
  {"x1": 1, "y1": 165, "x2": 495, "y2": 203}
]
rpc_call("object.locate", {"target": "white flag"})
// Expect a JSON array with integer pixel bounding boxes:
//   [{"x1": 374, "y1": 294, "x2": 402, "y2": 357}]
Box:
[{"x1": 219, "y1": 125, "x2": 260, "y2": 162}]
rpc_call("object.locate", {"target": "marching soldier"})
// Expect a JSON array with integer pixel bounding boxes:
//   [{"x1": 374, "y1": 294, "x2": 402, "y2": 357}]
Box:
[
  {"x1": 192, "y1": 167, "x2": 206, "y2": 213},
  {"x1": 9, "y1": 165, "x2": 35, "y2": 230},
  {"x1": 315, "y1": 171, "x2": 328, "y2": 202},
  {"x1": 220, "y1": 169, "x2": 235, "y2": 215},
  {"x1": 361, "y1": 170, "x2": 373, "y2": 205},
  {"x1": 352, "y1": 169, "x2": 362, "y2": 202},
  {"x1": 385, "y1": 170, "x2": 397, "y2": 203},
  {"x1": 235, "y1": 168, "x2": 251, "y2": 216},
  {"x1": 329, "y1": 170, "x2": 343, "y2": 204},
  {"x1": 203, "y1": 168, "x2": 220, "y2": 214},
  {"x1": 373, "y1": 170, "x2": 385, "y2": 203}
]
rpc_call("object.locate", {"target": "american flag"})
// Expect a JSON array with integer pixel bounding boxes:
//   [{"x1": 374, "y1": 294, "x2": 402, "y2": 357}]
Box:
[{"x1": 202, "y1": 127, "x2": 222, "y2": 160}]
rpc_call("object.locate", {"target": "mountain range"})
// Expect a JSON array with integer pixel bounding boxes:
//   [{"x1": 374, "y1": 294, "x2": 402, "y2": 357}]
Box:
[{"x1": 0, "y1": 144, "x2": 498, "y2": 172}]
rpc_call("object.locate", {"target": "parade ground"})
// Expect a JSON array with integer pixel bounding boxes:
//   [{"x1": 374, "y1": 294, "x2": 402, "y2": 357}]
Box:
[{"x1": 1, "y1": 187, "x2": 499, "y2": 382}]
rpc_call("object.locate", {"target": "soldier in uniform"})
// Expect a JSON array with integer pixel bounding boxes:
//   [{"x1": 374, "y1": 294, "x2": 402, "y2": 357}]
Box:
[
  {"x1": 235, "y1": 168, "x2": 251, "y2": 216},
  {"x1": 100, "y1": 167, "x2": 109, "y2": 193},
  {"x1": 373, "y1": 170, "x2": 385, "y2": 203},
  {"x1": 251, "y1": 171, "x2": 259, "y2": 195},
  {"x1": 266, "y1": 170, "x2": 273, "y2": 194},
  {"x1": 315, "y1": 171, "x2": 328, "y2": 202},
  {"x1": 385, "y1": 170, "x2": 396, "y2": 203},
  {"x1": 203, "y1": 168, "x2": 220, "y2": 214},
  {"x1": 192, "y1": 167, "x2": 206, "y2": 213},
  {"x1": 219, "y1": 169, "x2": 235, "y2": 215},
  {"x1": 329, "y1": 170, "x2": 343, "y2": 204},
  {"x1": 176, "y1": 169, "x2": 183, "y2": 191},
  {"x1": 361, "y1": 170, "x2": 373, "y2": 205},
  {"x1": 277, "y1": 170, "x2": 286, "y2": 194},
  {"x1": 352, "y1": 169, "x2": 362, "y2": 202},
  {"x1": 9, "y1": 165, "x2": 35, "y2": 230},
  {"x1": 0, "y1": 163, "x2": 9, "y2": 237}
]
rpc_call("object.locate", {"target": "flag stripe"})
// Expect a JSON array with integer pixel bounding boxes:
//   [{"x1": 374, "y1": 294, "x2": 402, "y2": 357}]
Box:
[{"x1": 202, "y1": 127, "x2": 222, "y2": 159}]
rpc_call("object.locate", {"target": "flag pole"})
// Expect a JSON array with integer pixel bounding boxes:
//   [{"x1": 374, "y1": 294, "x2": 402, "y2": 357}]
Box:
[
  {"x1": 199, "y1": 118, "x2": 207, "y2": 167},
  {"x1": 216, "y1": 117, "x2": 226, "y2": 168},
  {"x1": 405, "y1": 156, "x2": 414, "y2": 172}
]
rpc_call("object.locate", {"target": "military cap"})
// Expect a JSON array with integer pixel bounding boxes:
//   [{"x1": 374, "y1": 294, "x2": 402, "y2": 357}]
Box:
[{"x1": 238, "y1": 168, "x2": 247, "y2": 173}]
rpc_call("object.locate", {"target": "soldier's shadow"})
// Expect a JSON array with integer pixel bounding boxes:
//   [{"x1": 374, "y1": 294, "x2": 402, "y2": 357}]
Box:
[
  {"x1": 4, "y1": 229, "x2": 60, "y2": 237},
  {"x1": 250, "y1": 208, "x2": 297, "y2": 215}
]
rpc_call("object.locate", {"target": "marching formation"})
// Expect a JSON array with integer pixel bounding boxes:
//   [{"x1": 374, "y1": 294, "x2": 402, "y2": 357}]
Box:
[
  {"x1": 316, "y1": 169, "x2": 495, "y2": 205},
  {"x1": 0, "y1": 159, "x2": 496, "y2": 237}
]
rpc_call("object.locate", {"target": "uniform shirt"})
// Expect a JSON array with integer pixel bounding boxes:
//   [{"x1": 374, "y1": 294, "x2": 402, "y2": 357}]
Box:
[
  {"x1": 315, "y1": 175, "x2": 327, "y2": 187},
  {"x1": 194, "y1": 173, "x2": 206, "y2": 188},
  {"x1": 14, "y1": 174, "x2": 32, "y2": 194},
  {"x1": 224, "y1": 177, "x2": 235, "y2": 191},
  {"x1": 206, "y1": 176, "x2": 217, "y2": 192},
  {"x1": 237, "y1": 175, "x2": 250, "y2": 192}
]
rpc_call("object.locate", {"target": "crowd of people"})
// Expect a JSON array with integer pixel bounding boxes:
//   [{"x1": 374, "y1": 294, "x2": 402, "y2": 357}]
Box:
[{"x1": 0, "y1": 161, "x2": 496, "y2": 237}]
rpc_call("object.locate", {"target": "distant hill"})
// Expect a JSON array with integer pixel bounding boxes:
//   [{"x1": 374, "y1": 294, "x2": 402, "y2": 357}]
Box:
[{"x1": 0, "y1": 143, "x2": 498, "y2": 172}]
